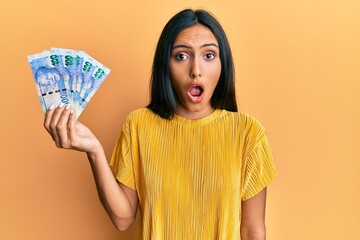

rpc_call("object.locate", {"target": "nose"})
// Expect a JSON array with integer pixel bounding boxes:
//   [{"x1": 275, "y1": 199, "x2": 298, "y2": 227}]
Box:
[
  {"x1": 47, "y1": 76, "x2": 53, "y2": 83},
  {"x1": 190, "y1": 57, "x2": 202, "y2": 79}
]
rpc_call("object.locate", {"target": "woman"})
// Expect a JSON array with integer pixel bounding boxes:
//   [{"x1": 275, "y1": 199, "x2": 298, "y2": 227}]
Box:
[{"x1": 44, "y1": 9, "x2": 276, "y2": 240}]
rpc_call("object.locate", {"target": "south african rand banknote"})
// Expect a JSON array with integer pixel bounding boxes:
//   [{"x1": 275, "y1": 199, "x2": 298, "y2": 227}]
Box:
[{"x1": 27, "y1": 48, "x2": 110, "y2": 119}]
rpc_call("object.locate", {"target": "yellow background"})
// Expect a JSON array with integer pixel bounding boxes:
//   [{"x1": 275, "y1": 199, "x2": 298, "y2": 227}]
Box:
[{"x1": 1, "y1": 0, "x2": 359, "y2": 239}]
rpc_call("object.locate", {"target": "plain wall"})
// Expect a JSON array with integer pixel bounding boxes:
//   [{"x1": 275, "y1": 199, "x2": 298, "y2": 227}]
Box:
[{"x1": 0, "y1": 0, "x2": 359, "y2": 239}]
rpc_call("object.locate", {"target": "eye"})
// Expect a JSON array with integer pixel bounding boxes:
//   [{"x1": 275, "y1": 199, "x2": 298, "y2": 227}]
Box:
[
  {"x1": 175, "y1": 53, "x2": 188, "y2": 60},
  {"x1": 204, "y1": 53, "x2": 215, "y2": 60}
]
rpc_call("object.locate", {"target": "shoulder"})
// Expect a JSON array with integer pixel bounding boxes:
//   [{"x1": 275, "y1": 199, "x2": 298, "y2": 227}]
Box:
[
  {"x1": 125, "y1": 108, "x2": 158, "y2": 122},
  {"x1": 123, "y1": 108, "x2": 165, "y2": 130},
  {"x1": 126, "y1": 108, "x2": 154, "y2": 119},
  {"x1": 224, "y1": 110, "x2": 265, "y2": 132},
  {"x1": 221, "y1": 110, "x2": 267, "y2": 144},
  {"x1": 241, "y1": 112, "x2": 266, "y2": 135}
]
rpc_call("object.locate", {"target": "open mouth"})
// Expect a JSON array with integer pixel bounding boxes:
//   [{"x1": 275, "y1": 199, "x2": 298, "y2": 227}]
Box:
[
  {"x1": 189, "y1": 86, "x2": 203, "y2": 97},
  {"x1": 188, "y1": 85, "x2": 204, "y2": 103}
]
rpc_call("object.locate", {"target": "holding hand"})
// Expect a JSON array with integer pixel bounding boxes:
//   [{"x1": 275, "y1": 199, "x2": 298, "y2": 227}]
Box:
[{"x1": 43, "y1": 103, "x2": 101, "y2": 154}]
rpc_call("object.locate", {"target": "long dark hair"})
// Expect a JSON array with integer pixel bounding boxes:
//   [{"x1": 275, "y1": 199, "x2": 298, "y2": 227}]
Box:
[{"x1": 147, "y1": 9, "x2": 237, "y2": 119}]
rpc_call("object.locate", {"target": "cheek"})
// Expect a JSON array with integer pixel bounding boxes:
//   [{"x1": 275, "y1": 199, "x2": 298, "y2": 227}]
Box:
[
  {"x1": 170, "y1": 60, "x2": 180, "y2": 74},
  {"x1": 170, "y1": 62, "x2": 187, "y2": 87},
  {"x1": 206, "y1": 62, "x2": 221, "y2": 87},
  {"x1": 39, "y1": 77, "x2": 47, "y2": 84}
]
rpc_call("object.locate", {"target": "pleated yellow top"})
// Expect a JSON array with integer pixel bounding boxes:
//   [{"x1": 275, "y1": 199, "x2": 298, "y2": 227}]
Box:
[{"x1": 110, "y1": 108, "x2": 276, "y2": 240}]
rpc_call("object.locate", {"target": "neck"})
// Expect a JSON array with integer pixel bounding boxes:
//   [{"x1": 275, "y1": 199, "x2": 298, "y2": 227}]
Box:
[{"x1": 175, "y1": 105, "x2": 215, "y2": 120}]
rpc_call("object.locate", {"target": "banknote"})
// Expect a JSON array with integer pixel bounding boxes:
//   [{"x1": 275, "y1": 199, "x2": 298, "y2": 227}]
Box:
[
  {"x1": 28, "y1": 48, "x2": 110, "y2": 119},
  {"x1": 79, "y1": 65, "x2": 110, "y2": 109},
  {"x1": 27, "y1": 51, "x2": 71, "y2": 112},
  {"x1": 51, "y1": 48, "x2": 78, "y2": 100},
  {"x1": 75, "y1": 53, "x2": 97, "y2": 109},
  {"x1": 47, "y1": 49, "x2": 72, "y2": 101}
]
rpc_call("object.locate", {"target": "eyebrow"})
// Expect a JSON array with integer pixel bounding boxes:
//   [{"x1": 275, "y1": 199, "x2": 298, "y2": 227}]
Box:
[{"x1": 172, "y1": 43, "x2": 219, "y2": 49}]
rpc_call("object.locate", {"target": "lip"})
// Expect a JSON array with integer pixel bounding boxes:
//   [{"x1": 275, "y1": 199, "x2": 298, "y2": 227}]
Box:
[{"x1": 187, "y1": 83, "x2": 205, "y2": 103}]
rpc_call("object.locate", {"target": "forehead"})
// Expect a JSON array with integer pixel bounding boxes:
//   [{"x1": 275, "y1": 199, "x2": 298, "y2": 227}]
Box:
[{"x1": 173, "y1": 24, "x2": 218, "y2": 46}]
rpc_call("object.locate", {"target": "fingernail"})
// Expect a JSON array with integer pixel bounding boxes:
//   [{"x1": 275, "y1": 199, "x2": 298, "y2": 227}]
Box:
[
  {"x1": 49, "y1": 105, "x2": 55, "y2": 110},
  {"x1": 58, "y1": 103, "x2": 65, "y2": 108},
  {"x1": 66, "y1": 105, "x2": 71, "y2": 110},
  {"x1": 70, "y1": 109, "x2": 74, "y2": 114}
]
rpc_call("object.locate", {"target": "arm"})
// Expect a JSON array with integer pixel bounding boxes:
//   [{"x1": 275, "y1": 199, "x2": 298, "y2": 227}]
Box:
[
  {"x1": 87, "y1": 146, "x2": 138, "y2": 231},
  {"x1": 43, "y1": 104, "x2": 138, "y2": 231},
  {"x1": 240, "y1": 187, "x2": 267, "y2": 240}
]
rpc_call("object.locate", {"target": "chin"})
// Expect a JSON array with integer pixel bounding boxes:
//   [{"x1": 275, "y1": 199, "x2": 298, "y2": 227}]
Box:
[{"x1": 187, "y1": 103, "x2": 213, "y2": 114}]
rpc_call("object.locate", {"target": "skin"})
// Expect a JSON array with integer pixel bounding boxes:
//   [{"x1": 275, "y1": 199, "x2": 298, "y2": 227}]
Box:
[
  {"x1": 43, "y1": 24, "x2": 267, "y2": 239},
  {"x1": 169, "y1": 24, "x2": 221, "y2": 120},
  {"x1": 170, "y1": 24, "x2": 267, "y2": 239},
  {"x1": 241, "y1": 188, "x2": 267, "y2": 240},
  {"x1": 44, "y1": 104, "x2": 138, "y2": 231}
]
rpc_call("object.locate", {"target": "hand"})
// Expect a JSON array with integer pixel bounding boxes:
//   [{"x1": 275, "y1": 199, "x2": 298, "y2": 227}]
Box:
[{"x1": 43, "y1": 104, "x2": 101, "y2": 154}]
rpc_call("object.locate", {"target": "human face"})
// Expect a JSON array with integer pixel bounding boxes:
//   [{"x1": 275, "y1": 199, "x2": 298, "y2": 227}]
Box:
[
  {"x1": 37, "y1": 69, "x2": 60, "y2": 86},
  {"x1": 169, "y1": 24, "x2": 221, "y2": 120}
]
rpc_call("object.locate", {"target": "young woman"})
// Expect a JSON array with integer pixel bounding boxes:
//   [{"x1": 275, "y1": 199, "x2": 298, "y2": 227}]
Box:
[{"x1": 44, "y1": 9, "x2": 276, "y2": 240}]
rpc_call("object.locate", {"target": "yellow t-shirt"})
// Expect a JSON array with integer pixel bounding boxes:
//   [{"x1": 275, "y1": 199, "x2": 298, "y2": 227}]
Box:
[{"x1": 110, "y1": 108, "x2": 276, "y2": 239}]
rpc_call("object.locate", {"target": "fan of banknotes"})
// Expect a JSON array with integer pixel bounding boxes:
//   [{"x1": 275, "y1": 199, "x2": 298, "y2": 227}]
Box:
[{"x1": 27, "y1": 48, "x2": 110, "y2": 119}]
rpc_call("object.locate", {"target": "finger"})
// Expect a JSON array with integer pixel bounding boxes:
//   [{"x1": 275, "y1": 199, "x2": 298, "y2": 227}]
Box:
[
  {"x1": 44, "y1": 105, "x2": 56, "y2": 133},
  {"x1": 56, "y1": 105, "x2": 72, "y2": 148},
  {"x1": 67, "y1": 108, "x2": 77, "y2": 147},
  {"x1": 49, "y1": 103, "x2": 66, "y2": 147}
]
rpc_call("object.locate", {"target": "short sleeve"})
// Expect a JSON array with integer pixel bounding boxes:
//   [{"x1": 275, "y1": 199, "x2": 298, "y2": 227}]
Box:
[
  {"x1": 240, "y1": 124, "x2": 276, "y2": 201},
  {"x1": 109, "y1": 118, "x2": 137, "y2": 190}
]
